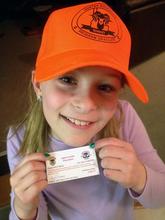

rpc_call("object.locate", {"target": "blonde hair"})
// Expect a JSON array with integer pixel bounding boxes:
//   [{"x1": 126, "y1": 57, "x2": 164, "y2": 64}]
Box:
[
  {"x1": 100, "y1": 102, "x2": 123, "y2": 139},
  {"x1": 12, "y1": 82, "x2": 49, "y2": 155},
  {"x1": 12, "y1": 78, "x2": 124, "y2": 156}
]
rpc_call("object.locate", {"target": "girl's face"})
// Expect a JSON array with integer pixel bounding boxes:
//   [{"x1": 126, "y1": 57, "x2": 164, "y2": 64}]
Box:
[{"x1": 39, "y1": 66, "x2": 122, "y2": 146}]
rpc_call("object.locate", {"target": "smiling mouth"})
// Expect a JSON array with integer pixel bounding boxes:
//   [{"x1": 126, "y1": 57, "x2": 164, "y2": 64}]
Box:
[{"x1": 60, "y1": 115, "x2": 93, "y2": 126}]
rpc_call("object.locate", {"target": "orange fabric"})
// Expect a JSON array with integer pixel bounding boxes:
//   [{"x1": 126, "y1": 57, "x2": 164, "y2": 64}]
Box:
[{"x1": 35, "y1": 1, "x2": 149, "y2": 103}]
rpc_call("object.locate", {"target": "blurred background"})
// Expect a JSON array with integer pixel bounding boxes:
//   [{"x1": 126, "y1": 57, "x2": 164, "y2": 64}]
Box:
[{"x1": 0, "y1": 0, "x2": 165, "y2": 219}]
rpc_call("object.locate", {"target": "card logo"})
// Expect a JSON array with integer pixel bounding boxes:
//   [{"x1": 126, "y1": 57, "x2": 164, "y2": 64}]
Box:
[
  {"x1": 82, "y1": 151, "x2": 91, "y2": 159},
  {"x1": 72, "y1": 2, "x2": 122, "y2": 43},
  {"x1": 49, "y1": 156, "x2": 56, "y2": 166}
]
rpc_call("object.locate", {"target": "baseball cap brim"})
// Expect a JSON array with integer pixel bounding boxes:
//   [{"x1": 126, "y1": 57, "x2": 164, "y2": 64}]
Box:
[{"x1": 35, "y1": 49, "x2": 149, "y2": 103}]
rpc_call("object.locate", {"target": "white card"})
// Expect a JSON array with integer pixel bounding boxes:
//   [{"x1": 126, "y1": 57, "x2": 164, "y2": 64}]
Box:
[{"x1": 46, "y1": 145, "x2": 100, "y2": 184}]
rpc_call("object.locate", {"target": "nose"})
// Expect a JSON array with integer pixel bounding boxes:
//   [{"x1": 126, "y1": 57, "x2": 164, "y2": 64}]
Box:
[{"x1": 71, "y1": 92, "x2": 98, "y2": 114}]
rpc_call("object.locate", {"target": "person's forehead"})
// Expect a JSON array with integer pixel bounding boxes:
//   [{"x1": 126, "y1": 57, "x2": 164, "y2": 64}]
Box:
[{"x1": 62, "y1": 66, "x2": 122, "y2": 78}]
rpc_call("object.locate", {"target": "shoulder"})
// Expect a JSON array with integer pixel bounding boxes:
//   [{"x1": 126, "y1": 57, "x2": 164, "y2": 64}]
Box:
[
  {"x1": 118, "y1": 99, "x2": 137, "y2": 115},
  {"x1": 7, "y1": 126, "x2": 25, "y2": 148},
  {"x1": 7, "y1": 125, "x2": 25, "y2": 138},
  {"x1": 118, "y1": 100, "x2": 147, "y2": 142},
  {"x1": 118, "y1": 99, "x2": 140, "y2": 126},
  {"x1": 7, "y1": 126, "x2": 25, "y2": 172}
]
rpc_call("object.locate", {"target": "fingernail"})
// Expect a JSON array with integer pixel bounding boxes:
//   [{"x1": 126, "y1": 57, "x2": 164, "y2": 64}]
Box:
[
  {"x1": 44, "y1": 152, "x2": 50, "y2": 157},
  {"x1": 89, "y1": 143, "x2": 95, "y2": 149}
]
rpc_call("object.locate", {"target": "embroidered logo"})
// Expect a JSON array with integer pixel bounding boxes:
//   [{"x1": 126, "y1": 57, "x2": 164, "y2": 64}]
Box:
[{"x1": 72, "y1": 2, "x2": 122, "y2": 43}]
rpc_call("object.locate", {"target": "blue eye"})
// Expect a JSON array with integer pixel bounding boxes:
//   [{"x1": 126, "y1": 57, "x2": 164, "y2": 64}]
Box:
[
  {"x1": 98, "y1": 84, "x2": 116, "y2": 93},
  {"x1": 58, "y1": 76, "x2": 77, "y2": 85}
]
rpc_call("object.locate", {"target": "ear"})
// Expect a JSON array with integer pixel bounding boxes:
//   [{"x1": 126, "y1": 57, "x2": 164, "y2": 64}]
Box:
[{"x1": 31, "y1": 70, "x2": 42, "y2": 98}]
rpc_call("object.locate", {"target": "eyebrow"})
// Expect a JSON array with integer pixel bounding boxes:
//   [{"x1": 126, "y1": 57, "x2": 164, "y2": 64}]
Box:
[
  {"x1": 97, "y1": 72, "x2": 123, "y2": 82},
  {"x1": 68, "y1": 69, "x2": 120, "y2": 75},
  {"x1": 59, "y1": 68, "x2": 123, "y2": 81}
]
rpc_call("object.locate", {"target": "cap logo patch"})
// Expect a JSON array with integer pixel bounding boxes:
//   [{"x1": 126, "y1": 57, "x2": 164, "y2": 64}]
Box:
[{"x1": 72, "y1": 2, "x2": 122, "y2": 43}]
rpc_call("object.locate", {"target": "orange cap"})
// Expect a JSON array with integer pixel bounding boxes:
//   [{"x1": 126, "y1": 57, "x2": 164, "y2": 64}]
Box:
[{"x1": 35, "y1": 1, "x2": 149, "y2": 103}]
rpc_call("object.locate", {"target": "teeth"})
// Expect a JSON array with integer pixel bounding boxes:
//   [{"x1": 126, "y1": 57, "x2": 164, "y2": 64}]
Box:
[{"x1": 66, "y1": 117, "x2": 90, "y2": 126}]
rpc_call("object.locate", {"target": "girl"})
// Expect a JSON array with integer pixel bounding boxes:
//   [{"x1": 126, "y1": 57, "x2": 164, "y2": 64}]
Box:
[{"x1": 7, "y1": 1, "x2": 165, "y2": 220}]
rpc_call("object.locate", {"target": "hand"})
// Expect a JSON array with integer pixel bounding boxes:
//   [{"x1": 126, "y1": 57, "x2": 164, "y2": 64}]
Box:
[
  {"x1": 96, "y1": 138, "x2": 147, "y2": 194},
  {"x1": 10, "y1": 153, "x2": 48, "y2": 219}
]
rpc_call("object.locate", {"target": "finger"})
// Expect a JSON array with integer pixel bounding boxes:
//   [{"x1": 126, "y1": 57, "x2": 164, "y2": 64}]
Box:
[
  {"x1": 103, "y1": 169, "x2": 124, "y2": 183},
  {"x1": 101, "y1": 157, "x2": 126, "y2": 171},
  {"x1": 15, "y1": 170, "x2": 47, "y2": 193},
  {"x1": 98, "y1": 145, "x2": 127, "y2": 159},
  {"x1": 15, "y1": 153, "x2": 46, "y2": 171},
  {"x1": 16, "y1": 180, "x2": 48, "y2": 204},
  {"x1": 11, "y1": 161, "x2": 46, "y2": 189},
  {"x1": 25, "y1": 180, "x2": 48, "y2": 202},
  {"x1": 96, "y1": 138, "x2": 135, "y2": 157},
  {"x1": 95, "y1": 137, "x2": 125, "y2": 151}
]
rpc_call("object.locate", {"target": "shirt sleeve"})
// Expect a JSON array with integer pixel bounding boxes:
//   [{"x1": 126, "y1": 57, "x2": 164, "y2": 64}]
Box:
[
  {"x1": 120, "y1": 101, "x2": 165, "y2": 208},
  {"x1": 7, "y1": 127, "x2": 49, "y2": 220}
]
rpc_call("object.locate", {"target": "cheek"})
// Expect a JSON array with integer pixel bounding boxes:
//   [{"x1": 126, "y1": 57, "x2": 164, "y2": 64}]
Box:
[
  {"x1": 42, "y1": 90, "x2": 69, "y2": 110},
  {"x1": 44, "y1": 94, "x2": 60, "y2": 108},
  {"x1": 101, "y1": 95, "x2": 118, "y2": 109},
  {"x1": 101, "y1": 99, "x2": 118, "y2": 121},
  {"x1": 41, "y1": 90, "x2": 70, "y2": 126}
]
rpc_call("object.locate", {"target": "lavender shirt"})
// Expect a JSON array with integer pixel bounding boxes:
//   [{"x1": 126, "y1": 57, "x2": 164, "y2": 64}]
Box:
[{"x1": 7, "y1": 100, "x2": 165, "y2": 220}]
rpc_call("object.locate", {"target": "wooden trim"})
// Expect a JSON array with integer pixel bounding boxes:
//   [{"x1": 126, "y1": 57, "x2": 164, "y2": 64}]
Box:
[{"x1": 0, "y1": 174, "x2": 10, "y2": 207}]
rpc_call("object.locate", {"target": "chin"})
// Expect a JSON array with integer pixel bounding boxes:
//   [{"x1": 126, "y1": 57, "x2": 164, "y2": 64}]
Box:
[{"x1": 63, "y1": 137, "x2": 92, "y2": 147}]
